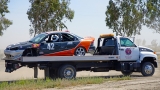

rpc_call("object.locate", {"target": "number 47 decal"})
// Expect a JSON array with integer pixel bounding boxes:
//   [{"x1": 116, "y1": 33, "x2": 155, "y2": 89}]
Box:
[{"x1": 47, "y1": 43, "x2": 54, "y2": 50}]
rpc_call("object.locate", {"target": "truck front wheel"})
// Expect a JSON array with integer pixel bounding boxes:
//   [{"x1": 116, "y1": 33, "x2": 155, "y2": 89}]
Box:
[
  {"x1": 58, "y1": 65, "x2": 76, "y2": 79},
  {"x1": 141, "y1": 62, "x2": 155, "y2": 76}
]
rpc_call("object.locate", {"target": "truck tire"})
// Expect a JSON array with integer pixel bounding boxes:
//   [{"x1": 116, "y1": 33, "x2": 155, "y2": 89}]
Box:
[
  {"x1": 141, "y1": 62, "x2": 155, "y2": 76},
  {"x1": 58, "y1": 65, "x2": 76, "y2": 79},
  {"x1": 121, "y1": 71, "x2": 133, "y2": 76}
]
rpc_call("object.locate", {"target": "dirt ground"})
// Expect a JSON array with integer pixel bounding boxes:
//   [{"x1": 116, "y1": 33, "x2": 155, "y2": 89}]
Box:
[{"x1": 0, "y1": 60, "x2": 160, "y2": 90}]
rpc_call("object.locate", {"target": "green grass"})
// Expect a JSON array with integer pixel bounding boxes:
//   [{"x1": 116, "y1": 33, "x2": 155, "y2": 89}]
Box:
[{"x1": 0, "y1": 76, "x2": 131, "y2": 90}]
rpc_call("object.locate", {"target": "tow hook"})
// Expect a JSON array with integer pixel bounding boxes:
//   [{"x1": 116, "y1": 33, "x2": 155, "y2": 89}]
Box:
[{"x1": 5, "y1": 63, "x2": 20, "y2": 73}]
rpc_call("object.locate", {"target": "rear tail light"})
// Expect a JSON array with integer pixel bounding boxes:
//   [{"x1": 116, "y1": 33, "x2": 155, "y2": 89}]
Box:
[{"x1": 91, "y1": 40, "x2": 94, "y2": 46}]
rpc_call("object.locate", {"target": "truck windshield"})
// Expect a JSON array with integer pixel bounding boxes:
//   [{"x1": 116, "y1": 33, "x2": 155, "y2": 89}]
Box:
[
  {"x1": 120, "y1": 38, "x2": 136, "y2": 47},
  {"x1": 29, "y1": 33, "x2": 47, "y2": 43}
]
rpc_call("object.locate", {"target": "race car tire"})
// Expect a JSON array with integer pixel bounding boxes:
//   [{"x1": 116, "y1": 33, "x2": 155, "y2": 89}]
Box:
[{"x1": 74, "y1": 47, "x2": 86, "y2": 56}]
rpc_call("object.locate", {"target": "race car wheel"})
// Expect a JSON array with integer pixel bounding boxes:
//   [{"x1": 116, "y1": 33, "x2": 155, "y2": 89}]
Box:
[
  {"x1": 74, "y1": 47, "x2": 86, "y2": 56},
  {"x1": 58, "y1": 65, "x2": 76, "y2": 79}
]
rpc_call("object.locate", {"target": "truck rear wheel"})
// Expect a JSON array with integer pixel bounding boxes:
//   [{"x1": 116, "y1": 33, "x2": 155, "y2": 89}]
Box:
[
  {"x1": 58, "y1": 65, "x2": 76, "y2": 79},
  {"x1": 141, "y1": 62, "x2": 155, "y2": 76}
]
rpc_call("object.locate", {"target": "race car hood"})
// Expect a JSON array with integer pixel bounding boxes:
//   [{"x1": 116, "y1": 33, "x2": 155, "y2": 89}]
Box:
[
  {"x1": 138, "y1": 46, "x2": 154, "y2": 52},
  {"x1": 6, "y1": 41, "x2": 33, "y2": 50}
]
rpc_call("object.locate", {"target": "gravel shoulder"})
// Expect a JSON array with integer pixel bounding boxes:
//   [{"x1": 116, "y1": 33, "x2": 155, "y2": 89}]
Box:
[{"x1": 47, "y1": 77, "x2": 160, "y2": 90}]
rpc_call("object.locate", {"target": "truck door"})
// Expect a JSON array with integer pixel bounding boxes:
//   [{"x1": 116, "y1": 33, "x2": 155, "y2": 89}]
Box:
[{"x1": 119, "y1": 37, "x2": 139, "y2": 61}]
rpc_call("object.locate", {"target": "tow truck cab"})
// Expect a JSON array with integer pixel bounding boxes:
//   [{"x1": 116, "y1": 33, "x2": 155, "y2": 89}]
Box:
[{"x1": 94, "y1": 34, "x2": 157, "y2": 62}]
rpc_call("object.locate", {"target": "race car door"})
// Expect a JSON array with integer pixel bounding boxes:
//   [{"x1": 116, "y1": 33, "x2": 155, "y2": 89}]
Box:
[
  {"x1": 119, "y1": 37, "x2": 139, "y2": 61},
  {"x1": 39, "y1": 33, "x2": 61, "y2": 55},
  {"x1": 60, "y1": 33, "x2": 80, "y2": 55}
]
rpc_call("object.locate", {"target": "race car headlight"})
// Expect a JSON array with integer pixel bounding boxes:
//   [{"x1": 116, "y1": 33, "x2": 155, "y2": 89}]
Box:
[{"x1": 32, "y1": 44, "x2": 40, "y2": 48}]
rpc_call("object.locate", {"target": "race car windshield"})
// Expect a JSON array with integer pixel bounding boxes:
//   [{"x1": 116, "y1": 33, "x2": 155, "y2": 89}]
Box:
[{"x1": 29, "y1": 33, "x2": 47, "y2": 43}]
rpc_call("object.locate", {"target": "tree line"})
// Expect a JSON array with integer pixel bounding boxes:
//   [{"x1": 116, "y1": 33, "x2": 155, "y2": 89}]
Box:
[
  {"x1": 105, "y1": 0, "x2": 160, "y2": 36},
  {"x1": 135, "y1": 39, "x2": 160, "y2": 52},
  {"x1": 0, "y1": 0, "x2": 74, "y2": 36},
  {"x1": 0, "y1": 0, "x2": 160, "y2": 37}
]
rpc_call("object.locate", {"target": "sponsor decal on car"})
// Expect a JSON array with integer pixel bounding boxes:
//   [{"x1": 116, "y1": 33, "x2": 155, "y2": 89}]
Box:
[
  {"x1": 47, "y1": 43, "x2": 55, "y2": 50},
  {"x1": 67, "y1": 42, "x2": 73, "y2": 45}
]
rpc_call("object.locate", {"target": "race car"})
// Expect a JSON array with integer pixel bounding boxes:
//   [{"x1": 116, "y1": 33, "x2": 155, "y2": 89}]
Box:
[{"x1": 4, "y1": 31, "x2": 95, "y2": 59}]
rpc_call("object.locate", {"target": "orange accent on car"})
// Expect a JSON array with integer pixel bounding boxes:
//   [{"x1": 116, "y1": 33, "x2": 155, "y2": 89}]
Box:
[
  {"x1": 84, "y1": 36, "x2": 95, "y2": 41},
  {"x1": 43, "y1": 39, "x2": 93, "y2": 56},
  {"x1": 44, "y1": 49, "x2": 72, "y2": 56},
  {"x1": 71, "y1": 39, "x2": 92, "y2": 54},
  {"x1": 32, "y1": 44, "x2": 40, "y2": 48}
]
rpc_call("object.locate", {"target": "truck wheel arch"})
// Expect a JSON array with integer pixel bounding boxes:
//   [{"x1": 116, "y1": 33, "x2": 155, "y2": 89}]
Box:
[{"x1": 142, "y1": 57, "x2": 157, "y2": 68}]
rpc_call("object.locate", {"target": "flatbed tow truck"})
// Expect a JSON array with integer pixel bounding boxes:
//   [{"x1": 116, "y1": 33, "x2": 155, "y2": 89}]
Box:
[{"x1": 2, "y1": 34, "x2": 158, "y2": 79}]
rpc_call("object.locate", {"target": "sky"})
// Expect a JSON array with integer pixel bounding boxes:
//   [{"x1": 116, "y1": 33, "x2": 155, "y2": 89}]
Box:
[{"x1": 0, "y1": 0, "x2": 160, "y2": 49}]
